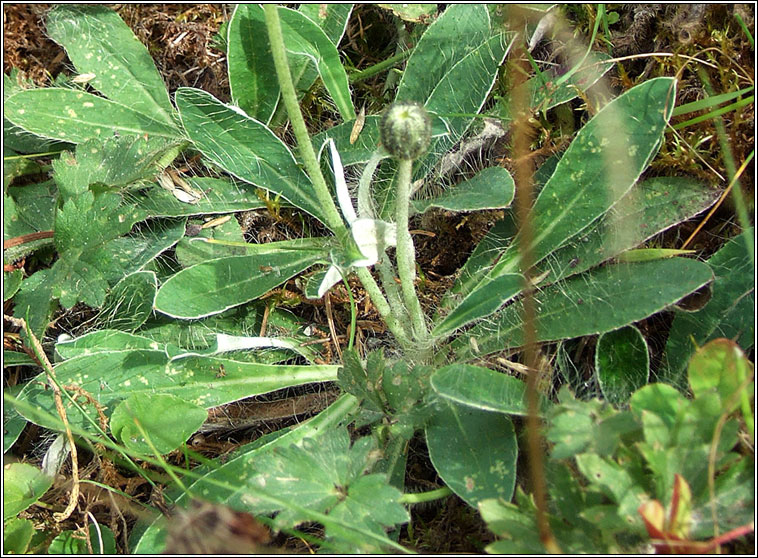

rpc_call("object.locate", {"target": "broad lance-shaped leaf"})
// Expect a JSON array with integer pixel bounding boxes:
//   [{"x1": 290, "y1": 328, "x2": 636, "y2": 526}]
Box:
[
  {"x1": 96, "y1": 271, "x2": 157, "y2": 332},
  {"x1": 111, "y1": 393, "x2": 208, "y2": 455},
  {"x1": 453, "y1": 258, "x2": 713, "y2": 360},
  {"x1": 536, "y1": 176, "x2": 721, "y2": 284},
  {"x1": 3, "y1": 463, "x2": 54, "y2": 521},
  {"x1": 495, "y1": 77, "x2": 676, "y2": 273},
  {"x1": 411, "y1": 166, "x2": 514, "y2": 214},
  {"x1": 4, "y1": 89, "x2": 181, "y2": 144},
  {"x1": 433, "y1": 273, "x2": 523, "y2": 338},
  {"x1": 175, "y1": 87, "x2": 330, "y2": 225},
  {"x1": 396, "y1": 4, "x2": 490, "y2": 105},
  {"x1": 426, "y1": 399, "x2": 518, "y2": 509},
  {"x1": 660, "y1": 229, "x2": 755, "y2": 390},
  {"x1": 448, "y1": 77, "x2": 677, "y2": 314},
  {"x1": 229, "y1": 5, "x2": 354, "y2": 123},
  {"x1": 377, "y1": 32, "x2": 513, "y2": 218},
  {"x1": 278, "y1": 5, "x2": 355, "y2": 122},
  {"x1": 155, "y1": 246, "x2": 327, "y2": 319},
  {"x1": 446, "y1": 175, "x2": 720, "y2": 313},
  {"x1": 431, "y1": 364, "x2": 550, "y2": 416},
  {"x1": 227, "y1": 4, "x2": 281, "y2": 122},
  {"x1": 14, "y1": 352, "x2": 339, "y2": 433},
  {"x1": 45, "y1": 5, "x2": 177, "y2": 127},
  {"x1": 130, "y1": 394, "x2": 361, "y2": 554},
  {"x1": 373, "y1": 5, "x2": 512, "y2": 218}
]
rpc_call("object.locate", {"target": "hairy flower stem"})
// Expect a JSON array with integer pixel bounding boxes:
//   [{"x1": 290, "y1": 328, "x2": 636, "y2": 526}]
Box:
[
  {"x1": 263, "y1": 6, "x2": 411, "y2": 348},
  {"x1": 263, "y1": 6, "x2": 345, "y2": 237},
  {"x1": 394, "y1": 159, "x2": 429, "y2": 343},
  {"x1": 511, "y1": 37, "x2": 560, "y2": 554},
  {"x1": 355, "y1": 267, "x2": 413, "y2": 348}
]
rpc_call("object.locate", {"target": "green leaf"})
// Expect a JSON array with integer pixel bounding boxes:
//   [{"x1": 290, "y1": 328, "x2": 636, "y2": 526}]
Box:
[
  {"x1": 537, "y1": 176, "x2": 720, "y2": 284},
  {"x1": 311, "y1": 116, "x2": 382, "y2": 166},
  {"x1": 396, "y1": 4, "x2": 490, "y2": 105},
  {"x1": 111, "y1": 393, "x2": 207, "y2": 455},
  {"x1": 3, "y1": 516, "x2": 35, "y2": 554},
  {"x1": 479, "y1": 498, "x2": 545, "y2": 554},
  {"x1": 154, "y1": 245, "x2": 326, "y2": 319},
  {"x1": 52, "y1": 191, "x2": 145, "y2": 308},
  {"x1": 2, "y1": 351, "x2": 38, "y2": 368},
  {"x1": 15, "y1": 352, "x2": 338, "y2": 433},
  {"x1": 426, "y1": 399, "x2": 517, "y2": 508},
  {"x1": 3, "y1": 72, "x2": 72, "y2": 154},
  {"x1": 411, "y1": 166, "x2": 514, "y2": 214},
  {"x1": 455, "y1": 258, "x2": 713, "y2": 360},
  {"x1": 227, "y1": 4, "x2": 281, "y2": 122},
  {"x1": 455, "y1": 78, "x2": 677, "y2": 310},
  {"x1": 2, "y1": 463, "x2": 53, "y2": 520},
  {"x1": 227, "y1": 6, "x2": 354, "y2": 122},
  {"x1": 596, "y1": 325, "x2": 650, "y2": 406},
  {"x1": 574, "y1": 453, "x2": 647, "y2": 529},
  {"x1": 431, "y1": 364, "x2": 549, "y2": 416},
  {"x1": 55, "y1": 330, "x2": 161, "y2": 359},
  {"x1": 278, "y1": 6, "x2": 355, "y2": 122},
  {"x1": 5, "y1": 181, "x2": 57, "y2": 244},
  {"x1": 5, "y1": 89, "x2": 181, "y2": 144},
  {"x1": 507, "y1": 77, "x2": 676, "y2": 267},
  {"x1": 12, "y1": 269, "x2": 58, "y2": 341},
  {"x1": 52, "y1": 135, "x2": 171, "y2": 200},
  {"x1": 174, "y1": 216, "x2": 245, "y2": 268},
  {"x1": 96, "y1": 271, "x2": 157, "y2": 331},
  {"x1": 338, "y1": 348, "x2": 385, "y2": 413},
  {"x1": 130, "y1": 394, "x2": 359, "y2": 554},
  {"x1": 433, "y1": 273, "x2": 523, "y2": 338},
  {"x1": 661, "y1": 229, "x2": 755, "y2": 389},
  {"x1": 175, "y1": 87, "x2": 330, "y2": 224},
  {"x1": 687, "y1": 338, "x2": 753, "y2": 414},
  {"x1": 4, "y1": 270, "x2": 23, "y2": 302},
  {"x1": 3, "y1": 385, "x2": 27, "y2": 454},
  {"x1": 377, "y1": 4, "x2": 438, "y2": 23},
  {"x1": 48, "y1": 524, "x2": 117, "y2": 555},
  {"x1": 375, "y1": 5, "x2": 512, "y2": 217},
  {"x1": 547, "y1": 388, "x2": 640, "y2": 459},
  {"x1": 298, "y1": 4, "x2": 353, "y2": 44},
  {"x1": 3, "y1": 146, "x2": 40, "y2": 184},
  {"x1": 530, "y1": 51, "x2": 614, "y2": 112},
  {"x1": 99, "y1": 218, "x2": 186, "y2": 283},
  {"x1": 135, "y1": 176, "x2": 265, "y2": 218},
  {"x1": 245, "y1": 428, "x2": 408, "y2": 548},
  {"x1": 45, "y1": 5, "x2": 176, "y2": 127}
]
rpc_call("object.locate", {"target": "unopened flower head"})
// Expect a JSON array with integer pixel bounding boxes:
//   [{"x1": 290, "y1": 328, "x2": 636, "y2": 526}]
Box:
[{"x1": 380, "y1": 101, "x2": 432, "y2": 161}]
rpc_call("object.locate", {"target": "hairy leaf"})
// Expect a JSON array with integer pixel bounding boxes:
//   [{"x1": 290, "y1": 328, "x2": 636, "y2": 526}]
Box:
[
  {"x1": 5, "y1": 89, "x2": 181, "y2": 144},
  {"x1": 175, "y1": 87, "x2": 329, "y2": 224},
  {"x1": 455, "y1": 258, "x2": 713, "y2": 360},
  {"x1": 426, "y1": 399, "x2": 517, "y2": 508},
  {"x1": 45, "y1": 5, "x2": 177, "y2": 127}
]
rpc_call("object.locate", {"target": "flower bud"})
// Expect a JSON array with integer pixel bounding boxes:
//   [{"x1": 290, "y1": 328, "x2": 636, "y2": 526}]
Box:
[{"x1": 379, "y1": 101, "x2": 431, "y2": 161}]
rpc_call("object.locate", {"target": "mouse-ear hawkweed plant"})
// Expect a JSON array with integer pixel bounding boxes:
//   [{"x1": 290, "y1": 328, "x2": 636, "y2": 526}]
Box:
[{"x1": 4, "y1": 3, "x2": 751, "y2": 554}]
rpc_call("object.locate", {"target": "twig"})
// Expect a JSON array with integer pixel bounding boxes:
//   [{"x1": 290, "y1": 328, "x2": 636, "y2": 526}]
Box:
[{"x1": 3, "y1": 230, "x2": 54, "y2": 249}]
